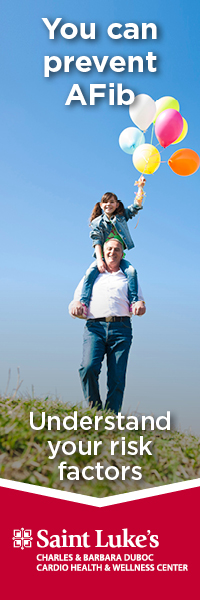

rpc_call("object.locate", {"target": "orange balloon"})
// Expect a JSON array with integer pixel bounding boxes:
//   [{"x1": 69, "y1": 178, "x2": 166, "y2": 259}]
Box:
[{"x1": 168, "y1": 149, "x2": 200, "y2": 176}]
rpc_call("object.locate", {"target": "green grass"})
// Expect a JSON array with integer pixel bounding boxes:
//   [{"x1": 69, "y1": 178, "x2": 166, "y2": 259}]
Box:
[{"x1": 0, "y1": 396, "x2": 200, "y2": 497}]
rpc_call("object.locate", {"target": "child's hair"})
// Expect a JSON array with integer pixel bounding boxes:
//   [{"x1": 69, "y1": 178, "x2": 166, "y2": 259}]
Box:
[{"x1": 90, "y1": 192, "x2": 125, "y2": 223}]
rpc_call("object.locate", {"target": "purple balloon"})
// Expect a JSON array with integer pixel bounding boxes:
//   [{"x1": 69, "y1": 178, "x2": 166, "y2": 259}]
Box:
[{"x1": 155, "y1": 109, "x2": 183, "y2": 148}]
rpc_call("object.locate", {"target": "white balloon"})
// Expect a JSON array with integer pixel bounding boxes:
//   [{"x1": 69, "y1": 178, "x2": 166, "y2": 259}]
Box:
[
  {"x1": 119, "y1": 127, "x2": 145, "y2": 154},
  {"x1": 129, "y1": 94, "x2": 156, "y2": 131}
]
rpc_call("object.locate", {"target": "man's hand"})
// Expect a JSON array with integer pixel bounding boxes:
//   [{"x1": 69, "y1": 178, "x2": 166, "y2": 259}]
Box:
[
  {"x1": 97, "y1": 258, "x2": 106, "y2": 273},
  {"x1": 70, "y1": 301, "x2": 85, "y2": 318},
  {"x1": 132, "y1": 301, "x2": 146, "y2": 316}
]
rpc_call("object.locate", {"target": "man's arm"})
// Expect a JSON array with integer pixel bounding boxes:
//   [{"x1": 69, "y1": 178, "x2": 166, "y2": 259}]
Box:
[
  {"x1": 69, "y1": 277, "x2": 85, "y2": 318},
  {"x1": 133, "y1": 283, "x2": 146, "y2": 316},
  {"x1": 132, "y1": 301, "x2": 146, "y2": 316},
  {"x1": 137, "y1": 283, "x2": 144, "y2": 302},
  {"x1": 69, "y1": 277, "x2": 146, "y2": 318}
]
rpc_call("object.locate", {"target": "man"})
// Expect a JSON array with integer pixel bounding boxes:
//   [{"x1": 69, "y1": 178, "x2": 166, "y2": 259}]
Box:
[{"x1": 69, "y1": 238, "x2": 146, "y2": 414}]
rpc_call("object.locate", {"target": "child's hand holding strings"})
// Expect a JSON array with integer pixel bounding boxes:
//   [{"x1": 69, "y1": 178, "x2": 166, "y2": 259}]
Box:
[
  {"x1": 136, "y1": 175, "x2": 146, "y2": 188},
  {"x1": 134, "y1": 175, "x2": 146, "y2": 206}
]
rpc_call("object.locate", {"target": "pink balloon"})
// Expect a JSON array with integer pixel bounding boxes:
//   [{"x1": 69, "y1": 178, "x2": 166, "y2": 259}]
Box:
[{"x1": 155, "y1": 109, "x2": 183, "y2": 148}]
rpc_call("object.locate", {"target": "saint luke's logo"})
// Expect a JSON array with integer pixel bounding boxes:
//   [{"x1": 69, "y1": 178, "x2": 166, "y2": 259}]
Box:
[{"x1": 12, "y1": 528, "x2": 33, "y2": 549}]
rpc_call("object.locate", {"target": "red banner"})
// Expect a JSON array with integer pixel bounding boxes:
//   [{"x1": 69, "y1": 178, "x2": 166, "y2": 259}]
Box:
[{"x1": 1, "y1": 483, "x2": 199, "y2": 597}]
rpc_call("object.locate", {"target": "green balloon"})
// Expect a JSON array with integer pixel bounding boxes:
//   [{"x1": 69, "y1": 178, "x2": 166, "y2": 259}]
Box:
[{"x1": 154, "y1": 96, "x2": 180, "y2": 124}]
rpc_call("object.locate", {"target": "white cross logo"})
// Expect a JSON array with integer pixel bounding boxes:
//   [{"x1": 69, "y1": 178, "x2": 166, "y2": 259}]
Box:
[{"x1": 12, "y1": 528, "x2": 33, "y2": 549}]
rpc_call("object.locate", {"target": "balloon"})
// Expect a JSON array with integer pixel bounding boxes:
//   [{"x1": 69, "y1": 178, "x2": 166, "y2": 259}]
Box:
[
  {"x1": 154, "y1": 96, "x2": 180, "y2": 123},
  {"x1": 172, "y1": 117, "x2": 188, "y2": 144},
  {"x1": 129, "y1": 94, "x2": 156, "y2": 131},
  {"x1": 168, "y1": 149, "x2": 200, "y2": 176},
  {"x1": 133, "y1": 144, "x2": 161, "y2": 175},
  {"x1": 119, "y1": 127, "x2": 145, "y2": 154},
  {"x1": 155, "y1": 109, "x2": 183, "y2": 148}
]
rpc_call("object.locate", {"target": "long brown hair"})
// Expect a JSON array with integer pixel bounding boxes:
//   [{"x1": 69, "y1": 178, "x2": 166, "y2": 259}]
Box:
[{"x1": 90, "y1": 192, "x2": 125, "y2": 223}]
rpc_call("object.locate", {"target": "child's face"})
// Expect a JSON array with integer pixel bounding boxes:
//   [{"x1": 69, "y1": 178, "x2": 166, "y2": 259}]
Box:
[{"x1": 100, "y1": 197, "x2": 119, "y2": 217}]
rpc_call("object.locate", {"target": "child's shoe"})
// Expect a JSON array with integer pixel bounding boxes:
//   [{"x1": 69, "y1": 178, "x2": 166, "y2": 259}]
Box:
[
  {"x1": 129, "y1": 302, "x2": 135, "y2": 315},
  {"x1": 81, "y1": 303, "x2": 88, "y2": 318}
]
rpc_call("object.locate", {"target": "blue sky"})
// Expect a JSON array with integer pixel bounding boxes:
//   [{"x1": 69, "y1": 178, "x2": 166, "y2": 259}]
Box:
[{"x1": 1, "y1": 0, "x2": 200, "y2": 433}]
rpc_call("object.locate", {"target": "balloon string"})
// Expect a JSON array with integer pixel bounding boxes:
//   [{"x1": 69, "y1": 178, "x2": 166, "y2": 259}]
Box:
[
  {"x1": 150, "y1": 123, "x2": 154, "y2": 145},
  {"x1": 140, "y1": 150, "x2": 161, "y2": 170},
  {"x1": 140, "y1": 131, "x2": 144, "y2": 143},
  {"x1": 134, "y1": 215, "x2": 140, "y2": 229},
  {"x1": 134, "y1": 174, "x2": 146, "y2": 229}
]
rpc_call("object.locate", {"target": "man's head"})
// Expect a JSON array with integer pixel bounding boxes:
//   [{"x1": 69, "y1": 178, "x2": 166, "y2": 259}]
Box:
[{"x1": 103, "y1": 239, "x2": 123, "y2": 272}]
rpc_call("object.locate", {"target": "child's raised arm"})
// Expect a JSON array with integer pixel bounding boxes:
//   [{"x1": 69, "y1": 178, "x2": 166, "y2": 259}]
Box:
[
  {"x1": 134, "y1": 175, "x2": 146, "y2": 206},
  {"x1": 124, "y1": 176, "x2": 146, "y2": 221}
]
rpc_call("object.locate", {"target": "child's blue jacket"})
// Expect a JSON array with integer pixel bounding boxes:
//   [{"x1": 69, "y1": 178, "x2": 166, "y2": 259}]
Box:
[{"x1": 90, "y1": 203, "x2": 143, "y2": 251}]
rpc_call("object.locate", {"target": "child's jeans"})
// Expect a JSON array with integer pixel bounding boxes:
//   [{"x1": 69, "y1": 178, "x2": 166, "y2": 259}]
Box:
[{"x1": 80, "y1": 258, "x2": 138, "y2": 307}]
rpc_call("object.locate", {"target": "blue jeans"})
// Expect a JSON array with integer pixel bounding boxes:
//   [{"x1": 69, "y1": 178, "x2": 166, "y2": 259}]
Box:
[
  {"x1": 80, "y1": 259, "x2": 138, "y2": 306},
  {"x1": 79, "y1": 318, "x2": 133, "y2": 413}
]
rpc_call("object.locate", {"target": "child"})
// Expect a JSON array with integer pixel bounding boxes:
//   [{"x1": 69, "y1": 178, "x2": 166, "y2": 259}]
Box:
[{"x1": 80, "y1": 176, "x2": 146, "y2": 316}]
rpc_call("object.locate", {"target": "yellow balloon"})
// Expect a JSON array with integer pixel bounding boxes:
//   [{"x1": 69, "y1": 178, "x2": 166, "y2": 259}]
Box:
[
  {"x1": 132, "y1": 144, "x2": 161, "y2": 174},
  {"x1": 154, "y1": 96, "x2": 180, "y2": 124},
  {"x1": 172, "y1": 117, "x2": 188, "y2": 144}
]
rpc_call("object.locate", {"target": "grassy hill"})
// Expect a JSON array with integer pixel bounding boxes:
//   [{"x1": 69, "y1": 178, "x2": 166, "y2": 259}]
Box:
[{"x1": 0, "y1": 396, "x2": 200, "y2": 497}]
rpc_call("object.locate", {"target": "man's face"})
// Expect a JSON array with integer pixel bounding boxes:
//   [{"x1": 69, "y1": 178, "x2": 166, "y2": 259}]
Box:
[{"x1": 103, "y1": 239, "x2": 123, "y2": 272}]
